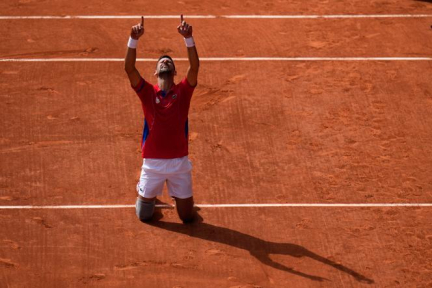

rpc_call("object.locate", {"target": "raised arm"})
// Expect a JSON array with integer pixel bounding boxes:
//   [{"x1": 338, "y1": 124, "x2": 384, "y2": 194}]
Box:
[
  {"x1": 125, "y1": 16, "x2": 144, "y2": 88},
  {"x1": 177, "y1": 15, "x2": 199, "y2": 87}
]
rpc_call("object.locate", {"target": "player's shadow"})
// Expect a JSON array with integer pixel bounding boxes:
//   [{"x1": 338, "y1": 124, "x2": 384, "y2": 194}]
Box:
[
  {"x1": 414, "y1": 0, "x2": 432, "y2": 3},
  {"x1": 147, "y1": 214, "x2": 374, "y2": 283}
]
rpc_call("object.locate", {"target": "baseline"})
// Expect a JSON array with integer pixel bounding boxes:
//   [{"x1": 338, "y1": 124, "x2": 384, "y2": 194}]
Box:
[
  {"x1": 0, "y1": 14, "x2": 432, "y2": 19},
  {"x1": 1, "y1": 57, "x2": 432, "y2": 62},
  {"x1": 1, "y1": 203, "x2": 432, "y2": 209}
]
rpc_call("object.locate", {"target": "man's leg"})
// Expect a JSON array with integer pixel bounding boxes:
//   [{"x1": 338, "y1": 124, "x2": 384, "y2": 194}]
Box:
[
  {"x1": 173, "y1": 196, "x2": 195, "y2": 223},
  {"x1": 167, "y1": 173, "x2": 194, "y2": 222},
  {"x1": 136, "y1": 195, "x2": 156, "y2": 222},
  {"x1": 166, "y1": 156, "x2": 194, "y2": 223},
  {"x1": 136, "y1": 160, "x2": 165, "y2": 222}
]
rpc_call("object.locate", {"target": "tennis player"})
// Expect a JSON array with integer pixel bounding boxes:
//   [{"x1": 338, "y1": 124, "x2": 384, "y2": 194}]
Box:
[{"x1": 124, "y1": 15, "x2": 199, "y2": 223}]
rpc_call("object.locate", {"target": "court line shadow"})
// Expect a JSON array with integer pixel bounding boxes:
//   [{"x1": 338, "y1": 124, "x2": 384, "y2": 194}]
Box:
[{"x1": 147, "y1": 214, "x2": 374, "y2": 283}]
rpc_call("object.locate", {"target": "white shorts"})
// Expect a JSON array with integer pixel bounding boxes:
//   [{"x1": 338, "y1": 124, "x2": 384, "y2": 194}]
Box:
[{"x1": 136, "y1": 156, "x2": 193, "y2": 199}]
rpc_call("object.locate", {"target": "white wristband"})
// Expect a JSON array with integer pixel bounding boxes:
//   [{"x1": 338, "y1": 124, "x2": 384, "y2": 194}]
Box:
[
  {"x1": 128, "y1": 37, "x2": 138, "y2": 49},
  {"x1": 184, "y1": 37, "x2": 195, "y2": 48}
]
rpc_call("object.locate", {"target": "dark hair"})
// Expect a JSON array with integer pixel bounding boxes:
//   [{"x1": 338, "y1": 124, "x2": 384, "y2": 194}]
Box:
[{"x1": 157, "y1": 55, "x2": 175, "y2": 70}]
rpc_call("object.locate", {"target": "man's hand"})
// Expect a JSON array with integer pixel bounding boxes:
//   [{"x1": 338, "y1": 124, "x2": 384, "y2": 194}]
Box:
[
  {"x1": 178, "y1": 14, "x2": 199, "y2": 87},
  {"x1": 177, "y1": 14, "x2": 193, "y2": 38},
  {"x1": 125, "y1": 16, "x2": 144, "y2": 88},
  {"x1": 131, "y1": 16, "x2": 144, "y2": 40}
]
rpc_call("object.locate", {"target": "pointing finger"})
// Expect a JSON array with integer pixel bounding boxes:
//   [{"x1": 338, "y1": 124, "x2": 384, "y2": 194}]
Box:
[
  {"x1": 141, "y1": 16, "x2": 144, "y2": 27},
  {"x1": 180, "y1": 14, "x2": 183, "y2": 23}
]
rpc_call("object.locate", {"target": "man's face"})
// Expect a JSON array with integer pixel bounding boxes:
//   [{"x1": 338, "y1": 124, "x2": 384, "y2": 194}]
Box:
[{"x1": 156, "y1": 57, "x2": 175, "y2": 76}]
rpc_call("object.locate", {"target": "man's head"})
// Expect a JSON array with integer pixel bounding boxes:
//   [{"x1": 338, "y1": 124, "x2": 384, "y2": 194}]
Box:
[{"x1": 155, "y1": 55, "x2": 176, "y2": 77}]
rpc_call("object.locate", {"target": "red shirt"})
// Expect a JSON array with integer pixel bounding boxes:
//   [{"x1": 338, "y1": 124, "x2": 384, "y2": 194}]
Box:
[{"x1": 133, "y1": 77, "x2": 195, "y2": 159}]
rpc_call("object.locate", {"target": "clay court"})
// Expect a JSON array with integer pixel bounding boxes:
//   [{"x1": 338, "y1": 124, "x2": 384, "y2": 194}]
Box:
[{"x1": 1, "y1": 0, "x2": 432, "y2": 287}]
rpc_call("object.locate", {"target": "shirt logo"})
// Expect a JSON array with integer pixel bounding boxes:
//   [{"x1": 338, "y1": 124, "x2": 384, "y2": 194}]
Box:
[
  {"x1": 155, "y1": 97, "x2": 160, "y2": 104},
  {"x1": 172, "y1": 94, "x2": 177, "y2": 99}
]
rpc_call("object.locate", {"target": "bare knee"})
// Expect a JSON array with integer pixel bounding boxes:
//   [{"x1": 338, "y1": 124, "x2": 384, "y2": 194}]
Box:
[{"x1": 174, "y1": 196, "x2": 195, "y2": 223}]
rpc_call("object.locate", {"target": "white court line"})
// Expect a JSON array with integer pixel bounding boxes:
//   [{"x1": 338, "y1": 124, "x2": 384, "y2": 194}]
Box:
[
  {"x1": 225, "y1": 14, "x2": 432, "y2": 19},
  {"x1": 1, "y1": 57, "x2": 432, "y2": 62},
  {"x1": 0, "y1": 14, "x2": 432, "y2": 20},
  {"x1": 0, "y1": 203, "x2": 431, "y2": 209}
]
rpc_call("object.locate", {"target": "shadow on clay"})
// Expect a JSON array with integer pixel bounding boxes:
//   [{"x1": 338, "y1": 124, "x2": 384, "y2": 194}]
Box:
[{"x1": 146, "y1": 212, "x2": 374, "y2": 284}]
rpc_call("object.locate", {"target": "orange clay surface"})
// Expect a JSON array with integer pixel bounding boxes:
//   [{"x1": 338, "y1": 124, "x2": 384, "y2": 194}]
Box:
[{"x1": 1, "y1": 0, "x2": 432, "y2": 287}]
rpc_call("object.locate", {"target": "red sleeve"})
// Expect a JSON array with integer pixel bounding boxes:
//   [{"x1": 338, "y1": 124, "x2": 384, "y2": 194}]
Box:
[
  {"x1": 180, "y1": 77, "x2": 196, "y2": 101},
  {"x1": 132, "y1": 77, "x2": 153, "y2": 104},
  {"x1": 132, "y1": 77, "x2": 146, "y2": 93}
]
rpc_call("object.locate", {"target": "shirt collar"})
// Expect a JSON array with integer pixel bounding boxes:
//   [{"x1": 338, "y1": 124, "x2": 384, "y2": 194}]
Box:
[{"x1": 155, "y1": 82, "x2": 176, "y2": 96}]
